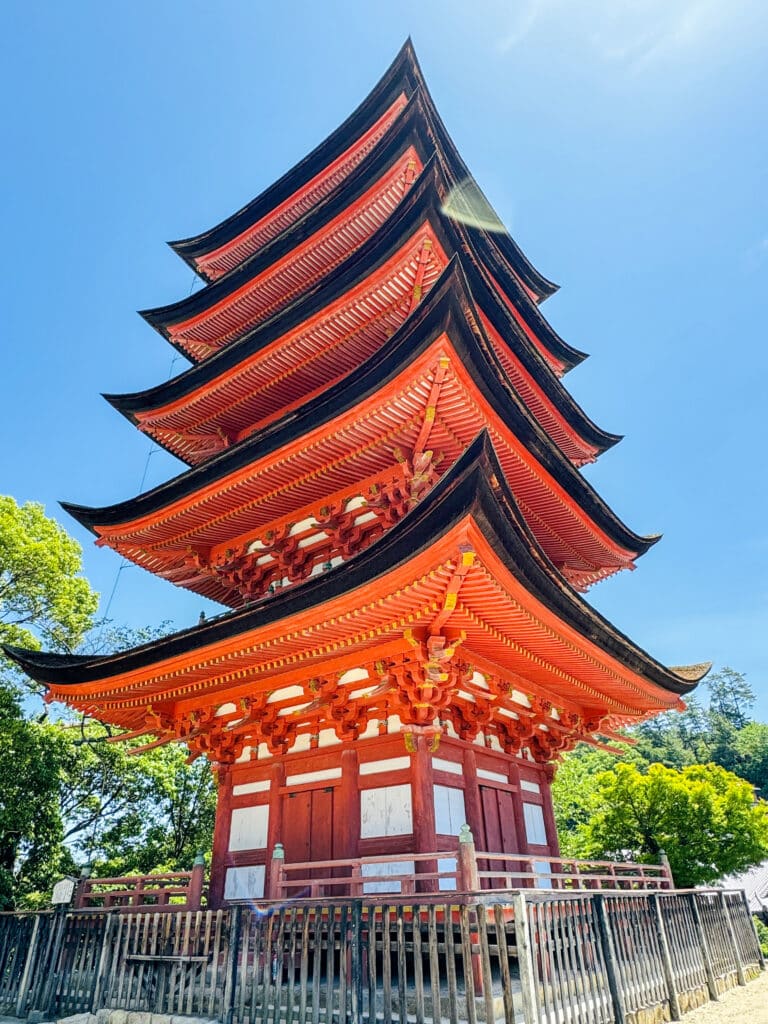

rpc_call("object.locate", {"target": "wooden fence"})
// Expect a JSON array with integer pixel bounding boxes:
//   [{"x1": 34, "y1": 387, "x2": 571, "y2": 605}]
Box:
[{"x1": 0, "y1": 889, "x2": 763, "y2": 1023}]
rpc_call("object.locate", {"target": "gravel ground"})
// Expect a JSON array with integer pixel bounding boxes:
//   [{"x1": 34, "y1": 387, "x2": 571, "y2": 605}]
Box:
[{"x1": 681, "y1": 971, "x2": 768, "y2": 1023}]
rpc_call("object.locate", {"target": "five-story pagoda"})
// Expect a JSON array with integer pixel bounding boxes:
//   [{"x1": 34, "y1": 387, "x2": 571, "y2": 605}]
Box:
[{"x1": 5, "y1": 41, "x2": 707, "y2": 908}]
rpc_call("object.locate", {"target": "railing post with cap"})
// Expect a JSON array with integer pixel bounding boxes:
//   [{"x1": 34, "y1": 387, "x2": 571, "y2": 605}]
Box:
[
  {"x1": 659, "y1": 849, "x2": 674, "y2": 889},
  {"x1": 268, "y1": 842, "x2": 286, "y2": 900},
  {"x1": 188, "y1": 851, "x2": 206, "y2": 910},
  {"x1": 457, "y1": 824, "x2": 479, "y2": 892},
  {"x1": 74, "y1": 864, "x2": 91, "y2": 909}
]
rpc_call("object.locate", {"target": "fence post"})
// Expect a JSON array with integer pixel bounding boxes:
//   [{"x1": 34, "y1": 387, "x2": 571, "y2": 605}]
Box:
[
  {"x1": 593, "y1": 894, "x2": 627, "y2": 1024},
  {"x1": 223, "y1": 904, "x2": 242, "y2": 1024},
  {"x1": 659, "y1": 849, "x2": 674, "y2": 889},
  {"x1": 457, "y1": 824, "x2": 479, "y2": 891},
  {"x1": 741, "y1": 890, "x2": 766, "y2": 971},
  {"x1": 267, "y1": 843, "x2": 286, "y2": 900},
  {"x1": 510, "y1": 892, "x2": 538, "y2": 1024},
  {"x1": 351, "y1": 900, "x2": 363, "y2": 1022},
  {"x1": 91, "y1": 910, "x2": 118, "y2": 1012},
  {"x1": 650, "y1": 893, "x2": 681, "y2": 1020},
  {"x1": 39, "y1": 904, "x2": 69, "y2": 1018},
  {"x1": 687, "y1": 893, "x2": 719, "y2": 1001},
  {"x1": 188, "y1": 851, "x2": 206, "y2": 910},
  {"x1": 720, "y1": 891, "x2": 747, "y2": 986},
  {"x1": 15, "y1": 913, "x2": 42, "y2": 1018}
]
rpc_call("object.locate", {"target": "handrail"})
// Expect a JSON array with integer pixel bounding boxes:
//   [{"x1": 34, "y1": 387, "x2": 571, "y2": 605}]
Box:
[
  {"x1": 271, "y1": 840, "x2": 672, "y2": 899},
  {"x1": 74, "y1": 860, "x2": 206, "y2": 911}
]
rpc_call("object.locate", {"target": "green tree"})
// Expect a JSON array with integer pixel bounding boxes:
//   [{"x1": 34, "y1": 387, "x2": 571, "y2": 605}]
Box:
[
  {"x1": 86, "y1": 743, "x2": 216, "y2": 876},
  {"x1": 0, "y1": 498, "x2": 215, "y2": 907},
  {"x1": 577, "y1": 762, "x2": 768, "y2": 888},
  {"x1": 0, "y1": 497, "x2": 98, "y2": 669},
  {"x1": 730, "y1": 722, "x2": 768, "y2": 800},
  {"x1": 552, "y1": 743, "x2": 639, "y2": 855},
  {"x1": 631, "y1": 669, "x2": 758, "y2": 775},
  {"x1": 707, "y1": 667, "x2": 755, "y2": 730},
  {"x1": 0, "y1": 497, "x2": 99, "y2": 906}
]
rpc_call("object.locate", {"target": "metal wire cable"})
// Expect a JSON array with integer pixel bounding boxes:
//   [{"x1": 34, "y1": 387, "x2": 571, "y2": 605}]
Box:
[{"x1": 98, "y1": 273, "x2": 198, "y2": 630}]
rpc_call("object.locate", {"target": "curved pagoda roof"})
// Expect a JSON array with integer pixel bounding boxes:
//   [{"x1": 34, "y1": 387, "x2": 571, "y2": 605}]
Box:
[
  {"x1": 4, "y1": 436, "x2": 707, "y2": 765},
  {"x1": 64, "y1": 263, "x2": 653, "y2": 598},
  {"x1": 6, "y1": 435, "x2": 710, "y2": 768},
  {"x1": 108, "y1": 168, "x2": 619, "y2": 468},
  {"x1": 169, "y1": 39, "x2": 557, "y2": 306},
  {"x1": 144, "y1": 106, "x2": 584, "y2": 373}
]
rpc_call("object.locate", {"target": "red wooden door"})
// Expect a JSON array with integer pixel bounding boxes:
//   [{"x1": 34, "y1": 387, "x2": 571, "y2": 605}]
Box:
[
  {"x1": 281, "y1": 787, "x2": 336, "y2": 873},
  {"x1": 479, "y1": 786, "x2": 520, "y2": 889}
]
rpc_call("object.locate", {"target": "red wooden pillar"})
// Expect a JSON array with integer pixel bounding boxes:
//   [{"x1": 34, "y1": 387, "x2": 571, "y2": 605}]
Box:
[
  {"x1": 265, "y1": 762, "x2": 286, "y2": 897},
  {"x1": 540, "y1": 765, "x2": 560, "y2": 856},
  {"x1": 461, "y1": 747, "x2": 484, "y2": 848},
  {"x1": 411, "y1": 735, "x2": 437, "y2": 892},
  {"x1": 339, "y1": 747, "x2": 360, "y2": 860},
  {"x1": 209, "y1": 764, "x2": 233, "y2": 909},
  {"x1": 508, "y1": 761, "x2": 530, "y2": 856}
]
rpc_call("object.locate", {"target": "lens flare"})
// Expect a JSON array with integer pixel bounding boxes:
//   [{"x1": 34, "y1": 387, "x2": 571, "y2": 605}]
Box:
[{"x1": 441, "y1": 178, "x2": 507, "y2": 233}]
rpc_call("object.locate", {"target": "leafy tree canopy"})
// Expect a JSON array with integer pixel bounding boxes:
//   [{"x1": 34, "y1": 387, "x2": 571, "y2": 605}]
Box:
[
  {"x1": 0, "y1": 497, "x2": 215, "y2": 909},
  {"x1": 575, "y1": 762, "x2": 768, "y2": 889},
  {"x1": 0, "y1": 497, "x2": 99, "y2": 666}
]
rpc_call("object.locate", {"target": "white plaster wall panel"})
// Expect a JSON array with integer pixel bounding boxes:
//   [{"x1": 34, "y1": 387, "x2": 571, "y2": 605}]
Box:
[
  {"x1": 434, "y1": 785, "x2": 466, "y2": 836},
  {"x1": 338, "y1": 668, "x2": 368, "y2": 685},
  {"x1": 360, "y1": 784, "x2": 413, "y2": 838},
  {"x1": 471, "y1": 670, "x2": 489, "y2": 690},
  {"x1": 357, "y1": 720, "x2": 379, "y2": 740},
  {"x1": 267, "y1": 685, "x2": 305, "y2": 704},
  {"x1": 433, "y1": 757, "x2": 462, "y2": 775},
  {"x1": 361, "y1": 860, "x2": 415, "y2": 894},
  {"x1": 232, "y1": 780, "x2": 271, "y2": 796},
  {"x1": 359, "y1": 756, "x2": 410, "y2": 776},
  {"x1": 520, "y1": 779, "x2": 541, "y2": 793},
  {"x1": 215, "y1": 702, "x2": 237, "y2": 717},
  {"x1": 318, "y1": 728, "x2": 341, "y2": 748},
  {"x1": 477, "y1": 768, "x2": 507, "y2": 783},
  {"x1": 288, "y1": 733, "x2": 311, "y2": 754},
  {"x1": 286, "y1": 767, "x2": 341, "y2": 786},
  {"x1": 229, "y1": 805, "x2": 270, "y2": 851},
  {"x1": 523, "y1": 802, "x2": 547, "y2": 845},
  {"x1": 224, "y1": 865, "x2": 265, "y2": 900}
]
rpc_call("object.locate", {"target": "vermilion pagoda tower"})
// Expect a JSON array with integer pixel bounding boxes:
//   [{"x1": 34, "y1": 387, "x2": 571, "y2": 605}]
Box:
[{"x1": 6, "y1": 42, "x2": 707, "y2": 907}]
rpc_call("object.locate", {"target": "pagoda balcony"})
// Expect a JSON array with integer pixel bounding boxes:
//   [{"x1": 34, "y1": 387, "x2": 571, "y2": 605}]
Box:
[
  {"x1": 67, "y1": 836, "x2": 672, "y2": 915},
  {"x1": 263, "y1": 828, "x2": 673, "y2": 904}
]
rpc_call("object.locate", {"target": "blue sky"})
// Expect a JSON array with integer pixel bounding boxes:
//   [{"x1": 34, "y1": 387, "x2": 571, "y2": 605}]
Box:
[{"x1": 1, "y1": 2, "x2": 766, "y2": 715}]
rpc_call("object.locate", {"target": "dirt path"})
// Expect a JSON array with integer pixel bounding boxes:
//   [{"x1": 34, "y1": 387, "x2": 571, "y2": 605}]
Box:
[{"x1": 682, "y1": 971, "x2": 768, "y2": 1023}]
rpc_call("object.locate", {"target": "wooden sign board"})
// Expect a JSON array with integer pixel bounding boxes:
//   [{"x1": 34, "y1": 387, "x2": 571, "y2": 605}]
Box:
[{"x1": 51, "y1": 877, "x2": 76, "y2": 905}]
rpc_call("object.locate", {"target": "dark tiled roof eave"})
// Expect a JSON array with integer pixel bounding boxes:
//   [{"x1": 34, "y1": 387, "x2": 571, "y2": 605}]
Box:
[
  {"x1": 166, "y1": 40, "x2": 557, "y2": 305},
  {"x1": 63, "y1": 261, "x2": 656, "y2": 562},
  {"x1": 4, "y1": 433, "x2": 696, "y2": 698},
  {"x1": 107, "y1": 186, "x2": 618, "y2": 459},
  {"x1": 168, "y1": 39, "x2": 423, "y2": 270}
]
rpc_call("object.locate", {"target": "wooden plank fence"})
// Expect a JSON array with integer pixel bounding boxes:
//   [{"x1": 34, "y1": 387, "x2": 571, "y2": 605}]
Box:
[{"x1": 0, "y1": 889, "x2": 763, "y2": 1023}]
